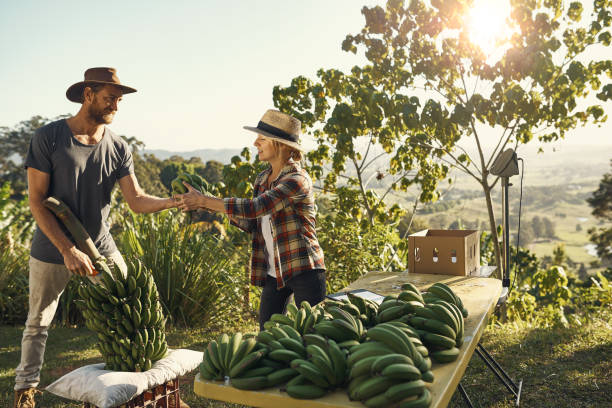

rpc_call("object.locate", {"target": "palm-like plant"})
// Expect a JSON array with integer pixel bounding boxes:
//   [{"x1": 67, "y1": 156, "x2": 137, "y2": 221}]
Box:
[{"x1": 118, "y1": 209, "x2": 248, "y2": 327}]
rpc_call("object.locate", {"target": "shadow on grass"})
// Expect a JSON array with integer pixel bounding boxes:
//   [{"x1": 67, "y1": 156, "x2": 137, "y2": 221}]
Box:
[{"x1": 448, "y1": 323, "x2": 612, "y2": 408}]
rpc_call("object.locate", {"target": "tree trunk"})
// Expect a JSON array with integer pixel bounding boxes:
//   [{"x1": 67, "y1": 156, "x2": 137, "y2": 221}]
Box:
[{"x1": 482, "y1": 181, "x2": 503, "y2": 278}]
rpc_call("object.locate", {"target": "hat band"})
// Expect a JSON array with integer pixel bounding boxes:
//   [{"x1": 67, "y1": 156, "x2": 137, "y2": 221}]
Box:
[{"x1": 257, "y1": 121, "x2": 299, "y2": 144}]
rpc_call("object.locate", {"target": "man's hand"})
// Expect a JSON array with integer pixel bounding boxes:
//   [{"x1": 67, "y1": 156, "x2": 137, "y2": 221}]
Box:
[
  {"x1": 62, "y1": 246, "x2": 96, "y2": 276},
  {"x1": 176, "y1": 182, "x2": 204, "y2": 211}
]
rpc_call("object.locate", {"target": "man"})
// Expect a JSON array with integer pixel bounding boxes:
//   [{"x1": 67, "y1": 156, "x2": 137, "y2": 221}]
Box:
[{"x1": 14, "y1": 67, "x2": 188, "y2": 408}]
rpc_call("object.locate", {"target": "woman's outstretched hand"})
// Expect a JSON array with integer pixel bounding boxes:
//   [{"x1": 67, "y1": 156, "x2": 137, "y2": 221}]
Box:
[{"x1": 175, "y1": 182, "x2": 204, "y2": 212}]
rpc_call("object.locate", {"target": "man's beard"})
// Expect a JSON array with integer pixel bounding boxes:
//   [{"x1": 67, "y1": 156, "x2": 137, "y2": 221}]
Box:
[{"x1": 88, "y1": 104, "x2": 115, "y2": 124}]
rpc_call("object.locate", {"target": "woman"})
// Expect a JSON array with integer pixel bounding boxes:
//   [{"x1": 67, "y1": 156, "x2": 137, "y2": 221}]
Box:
[{"x1": 177, "y1": 109, "x2": 326, "y2": 330}]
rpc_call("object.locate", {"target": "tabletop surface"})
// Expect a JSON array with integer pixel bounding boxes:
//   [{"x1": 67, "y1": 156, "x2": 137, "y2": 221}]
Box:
[{"x1": 194, "y1": 271, "x2": 502, "y2": 408}]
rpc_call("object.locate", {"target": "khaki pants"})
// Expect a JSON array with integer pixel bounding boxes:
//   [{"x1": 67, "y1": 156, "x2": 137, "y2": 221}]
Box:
[{"x1": 14, "y1": 252, "x2": 127, "y2": 391}]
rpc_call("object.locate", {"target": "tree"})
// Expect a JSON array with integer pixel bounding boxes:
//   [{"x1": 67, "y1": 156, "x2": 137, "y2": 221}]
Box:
[
  {"x1": 301, "y1": 0, "x2": 612, "y2": 274},
  {"x1": 532, "y1": 215, "x2": 544, "y2": 238},
  {"x1": 588, "y1": 160, "x2": 612, "y2": 265},
  {"x1": 0, "y1": 115, "x2": 70, "y2": 196},
  {"x1": 543, "y1": 217, "x2": 556, "y2": 238}
]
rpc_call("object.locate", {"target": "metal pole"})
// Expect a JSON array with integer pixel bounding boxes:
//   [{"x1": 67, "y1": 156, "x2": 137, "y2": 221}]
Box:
[{"x1": 502, "y1": 177, "x2": 510, "y2": 287}]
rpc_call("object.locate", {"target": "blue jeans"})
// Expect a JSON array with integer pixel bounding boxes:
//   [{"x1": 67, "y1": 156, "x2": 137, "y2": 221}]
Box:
[{"x1": 259, "y1": 269, "x2": 326, "y2": 331}]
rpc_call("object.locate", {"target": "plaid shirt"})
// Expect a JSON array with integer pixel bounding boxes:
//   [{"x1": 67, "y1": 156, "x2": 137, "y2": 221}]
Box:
[{"x1": 224, "y1": 160, "x2": 325, "y2": 288}]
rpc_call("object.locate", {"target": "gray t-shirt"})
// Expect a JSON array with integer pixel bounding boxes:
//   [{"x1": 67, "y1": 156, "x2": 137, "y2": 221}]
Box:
[{"x1": 24, "y1": 119, "x2": 134, "y2": 264}]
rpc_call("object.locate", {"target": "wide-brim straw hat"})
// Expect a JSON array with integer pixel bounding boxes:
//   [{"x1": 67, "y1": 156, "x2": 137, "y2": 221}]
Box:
[
  {"x1": 243, "y1": 109, "x2": 303, "y2": 151},
  {"x1": 66, "y1": 67, "x2": 137, "y2": 103}
]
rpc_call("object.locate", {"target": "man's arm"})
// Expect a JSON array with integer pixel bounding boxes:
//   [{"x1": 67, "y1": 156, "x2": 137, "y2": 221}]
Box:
[
  {"x1": 27, "y1": 167, "x2": 95, "y2": 276},
  {"x1": 118, "y1": 173, "x2": 178, "y2": 213}
]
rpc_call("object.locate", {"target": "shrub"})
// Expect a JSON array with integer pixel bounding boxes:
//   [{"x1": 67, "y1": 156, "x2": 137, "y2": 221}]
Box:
[{"x1": 118, "y1": 209, "x2": 248, "y2": 327}]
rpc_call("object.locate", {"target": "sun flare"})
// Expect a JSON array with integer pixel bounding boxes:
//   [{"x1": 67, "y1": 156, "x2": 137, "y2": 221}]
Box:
[{"x1": 466, "y1": 0, "x2": 515, "y2": 57}]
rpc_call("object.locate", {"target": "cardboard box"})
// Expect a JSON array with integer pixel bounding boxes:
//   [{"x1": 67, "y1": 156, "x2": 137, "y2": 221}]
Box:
[{"x1": 408, "y1": 229, "x2": 480, "y2": 276}]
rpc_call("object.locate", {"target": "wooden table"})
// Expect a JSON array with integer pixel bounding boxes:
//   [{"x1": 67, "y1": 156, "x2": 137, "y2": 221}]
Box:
[{"x1": 194, "y1": 271, "x2": 502, "y2": 408}]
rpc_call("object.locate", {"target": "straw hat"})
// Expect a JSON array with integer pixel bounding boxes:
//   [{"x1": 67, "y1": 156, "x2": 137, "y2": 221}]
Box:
[
  {"x1": 243, "y1": 109, "x2": 303, "y2": 151},
  {"x1": 66, "y1": 67, "x2": 137, "y2": 103}
]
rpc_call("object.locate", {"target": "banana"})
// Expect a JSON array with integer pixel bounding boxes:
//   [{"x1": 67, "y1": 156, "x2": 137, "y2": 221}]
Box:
[
  {"x1": 278, "y1": 337, "x2": 307, "y2": 358},
  {"x1": 421, "y1": 369, "x2": 434, "y2": 382},
  {"x1": 227, "y1": 333, "x2": 243, "y2": 370},
  {"x1": 349, "y1": 355, "x2": 381, "y2": 379},
  {"x1": 337, "y1": 340, "x2": 361, "y2": 349},
  {"x1": 266, "y1": 367, "x2": 299, "y2": 386},
  {"x1": 363, "y1": 392, "x2": 393, "y2": 408},
  {"x1": 217, "y1": 334, "x2": 229, "y2": 372},
  {"x1": 268, "y1": 349, "x2": 302, "y2": 363},
  {"x1": 330, "y1": 319, "x2": 360, "y2": 341},
  {"x1": 269, "y1": 326, "x2": 289, "y2": 340},
  {"x1": 347, "y1": 292, "x2": 367, "y2": 315},
  {"x1": 429, "y1": 303, "x2": 459, "y2": 333},
  {"x1": 257, "y1": 330, "x2": 276, "y2": 345},
  {"x1": 314, "y1": 321, "x2": 354, "y2": 342},
  {"x1": 401, "y1": 282, "x2": 421, "y2": 294},
  {"x1": 327, "y1": 339, "x2": 348, "y2": 386},
  {"x1": 348, "y1": 374, "x2": 370, "y2": 401},
  {"x1": 263, "y1": 321, "x2": 278, "y2": 331},
  {"x1": 286, "y1": 373, "x2": 307, "y2": 387},
  {"x1": 303, "y1": 333, "x2": 328, "y2": 349},
  {"x1": 366, "y1": 325, "x2": 411, "y2": 356},
  {"x1": 260, "y1": 358, "x2": 285, "y2": 369},
  {"x1": 201, "y1": 352, "x2": 219, "y2": 377},
  {"x1": 370, "y1": 353, "x2": 414, "y2": 375},
  {"x1": 423, "y1": 332, "x2": 456, "y2": 349},
  {"x1": 377, "y1": 299, "x2": 407, "y2": 314},
  {"x1": 398, "y1": 388, "x2": 432, "y2": 408},
  {"x1": 292, "y1": 360, "x2": 330, "y2": 388},
  {"x1": 264, "y1": 339, "x2": 283, "y2": 351},
  {"x1": 381, "y1": 363, "x2": 422, "y2": 381},
  {"x1": 403, "y1": 300, "x2": 427, "y2": 314},
  {"x1": 285, "y1": 303, "x2": 299, "y2": 319},
  {"x1": 398, "y1": 290, "x2": 424, "y2": 304},
  {"x1": 230, "y1": 337, "x2": 257, "y2": 370},
  {"x1": 353, "y1": 376, "x2": 400, "y2": 401},
  {"x1": 230, "y1": 376, "x2": 269, "y2": 390},
  {"x1": 413, "y1": 306, "x2": 440, "y2": 321},
  {"x1": 239, "y1": 366, "x2": 275, "y2": 378},
  {"x1": 280, "y1": 324, "x2": 302, "y2": 342},
  {"x1": 431, "y1": 346, "x2": 460, "y2": 363},
  {"x1": 377, "y1": 305, "x2": 407, "y2": 323},
  {"x1": 271, "y1": 313, "x2": 294, "y2": 326},
  {"x1": 310, "y1": 354, "x2": 336, "y2": 386},
  {"x1": 347, "y1": 342, "x2": 393, "y2": 366},
  {"x1": 229, "y1": 350, "x2": 266, "y2": 378},
  {"x1": 423, "y1": 317, "x2": 456, "y2": 339},
  {"x1": 385, "y1": 379, "x2": 426, "y2": 402},
  {"x1": 285, "y1": 384, "x2": 327, "y2": 399},
  {"x1": 301, "y1": 311, "x2": 316, "y2": 334},
  {"x1": 428, "y1": 284, "x2": 458, "y2": 306},
  {"x1": 294, "y1": 308, "x2": 307, "y2": 333}
]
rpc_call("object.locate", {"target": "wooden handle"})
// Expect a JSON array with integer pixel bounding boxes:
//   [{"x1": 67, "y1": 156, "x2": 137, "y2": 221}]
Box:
[{"x1": 42, "y1": 196, "x2": 102, "y2": 262}]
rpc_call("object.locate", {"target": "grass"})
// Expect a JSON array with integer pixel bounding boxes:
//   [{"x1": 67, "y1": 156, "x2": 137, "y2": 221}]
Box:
[{"x1": 1, "y1": 311, "x2": 611, "y2": 407}]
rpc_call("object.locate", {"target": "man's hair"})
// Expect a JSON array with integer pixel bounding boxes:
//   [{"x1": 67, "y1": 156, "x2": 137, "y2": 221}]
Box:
[{"x1": 82, "y1": 83, "x2": 106, "y2": 100}]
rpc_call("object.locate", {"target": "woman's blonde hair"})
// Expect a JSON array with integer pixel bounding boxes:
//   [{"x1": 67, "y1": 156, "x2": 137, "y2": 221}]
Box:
[{"x1": 272, "y1": 140, "x2": 303, "y2": 162}]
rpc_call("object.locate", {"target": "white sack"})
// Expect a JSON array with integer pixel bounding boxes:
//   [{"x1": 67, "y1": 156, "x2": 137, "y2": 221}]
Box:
[{"x1": 46, "y1": 349, "x2": 203, "y2": 408}]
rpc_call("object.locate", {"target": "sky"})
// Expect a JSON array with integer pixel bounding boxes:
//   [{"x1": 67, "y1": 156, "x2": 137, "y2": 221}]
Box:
[{"x1": 1, "y1": 0, "x2": 610, "y2": 154}]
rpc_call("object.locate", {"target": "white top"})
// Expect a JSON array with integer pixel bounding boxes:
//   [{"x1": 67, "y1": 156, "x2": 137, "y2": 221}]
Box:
[{"x1": 261, "y1": 214, "x2": 276, "y2": 277}]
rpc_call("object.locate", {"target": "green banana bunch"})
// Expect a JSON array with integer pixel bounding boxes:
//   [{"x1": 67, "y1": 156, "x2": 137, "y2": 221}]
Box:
[
  {"x1": 77, "y1": 259, "x2": 168, "y2": 372},
  {"x1": 422, "y1": 282, "x2": 468, "y2": 318},
  {"x1": 264, "y1": 300, "x2": 327, "y2": 335},
  {"x1": 283, "y1": 338, "x2": 347, "y2": 398},
  {"x1": 364, "y1": 323, "x2": 434, "y2": 381},
  {"x1": 170, "y1": 171, "x2": 216, "y2": 196},
  {"x1": 313, "y1": 301, "x2": 367, "y2": 345},
  {"x1": 200, "y1": 332, "x2": 268, "y2": 383}
]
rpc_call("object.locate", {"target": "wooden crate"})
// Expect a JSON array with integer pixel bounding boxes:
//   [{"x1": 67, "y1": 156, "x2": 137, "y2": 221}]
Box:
[
  {"x1": 408, "y1": 229, "x2": 480, "y2": 276},
  {"x1": 83, "y1": 379, "x2": 180, "y2": 408}
]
